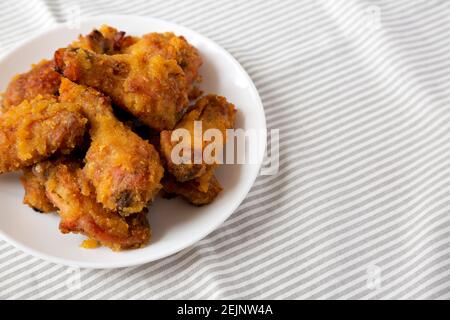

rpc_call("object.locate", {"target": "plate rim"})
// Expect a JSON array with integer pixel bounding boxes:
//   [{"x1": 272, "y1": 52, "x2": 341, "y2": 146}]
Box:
[{"x1": 0, "y1": 14, "x2": 267, "y2": 269}]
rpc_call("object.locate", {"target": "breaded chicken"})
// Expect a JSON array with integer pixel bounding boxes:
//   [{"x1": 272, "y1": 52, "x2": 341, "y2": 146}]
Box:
[
  {"x1": 72, "y1": 27, "x2": 201, "y2": 90},
  {"x1": 54, "y1": 47, "x2": 189, "y2": 131},
  {"x1": 162, "y1": 170, "x2": 222, "y2": 206},
  {"x1": 2, "y1": 59, "x2": 61, "y2": 112},
  {"x1": 2, "y1": 60, "x2": 71, "y2": 209},
  {"x1": 0, "y1": 96, "x2": 87, "y2": 173},
  {"x1": 70, "y1": 25, "x2": 137, "y2": 54},
  {"x1": 59, "y1": 78, "x2": 164, "y2": 215},
  {"x1": 123, "y1": 32, "x2": 202, "y2": 93},
  {"x1": 160, "y1": 95, "x2": 236, "y2": 182},
  {"x1": 32, "y1": 159, "x2": 150, "y2": 250},
  {"x1": 20, "y1": 166, "x2": 56, "y2": 213}
]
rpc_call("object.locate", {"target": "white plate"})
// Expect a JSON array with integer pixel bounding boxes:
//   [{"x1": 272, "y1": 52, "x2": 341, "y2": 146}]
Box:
[{"x1": 0, "y1": 15, "x2": 266, "y2": 268}]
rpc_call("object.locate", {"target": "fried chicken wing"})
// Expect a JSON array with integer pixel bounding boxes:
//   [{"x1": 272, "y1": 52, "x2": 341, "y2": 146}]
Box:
[
  {"x1": 54, "y1": 47, "x2": 189, "y2": 131},
  {"x1": 162, "y1": 170, "x2": 222, "y2": 206},
  {"x1": 20, "y1": 166, "x2": 56, "y2": 213},
  {"x1": 59, "y1": 78, "x2": 164, "y2": 215},
  {"x1": 70, "y1": 25, "x2": 137, "y2": 54},
  {"x1": 0, "y1": 96, "x2": 87, "y2": 173},
  {"x1": 160, "y1": 95, "x2": 236, "y2": 182},
  {"x1": 32, "y1": 159, "x2": 150, "y2": 250},
  {"x1": 123, "y1": 32, "x2": 202, "y2": 93},
  {"x1": 2, "y1": 59, "x2": 61, "y2": 112}
]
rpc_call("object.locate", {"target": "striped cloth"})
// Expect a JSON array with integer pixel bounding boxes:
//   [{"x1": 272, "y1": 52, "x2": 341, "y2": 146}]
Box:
[{"x1": 1, "y1": 0, "x2": 450, "y2": 300}]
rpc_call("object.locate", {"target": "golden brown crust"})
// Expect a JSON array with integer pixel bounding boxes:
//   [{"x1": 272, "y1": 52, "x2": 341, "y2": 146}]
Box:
[
  {"x1": 123, "y1": 32, "x2": 202, "y2": 92},
  {"x1": 160, "y1": 94, "x2": 236, "y2": 182},
  {"x1": 2, "y1": 59, "x2": 61, "y2": 112},
  {"x1": 20, "y1": 167, "x2": 56, "y2": 213},
  {"x1": 71, "y1": 29, "x2": 201, "y2": 99},
  {"x1": 0, "y1": 96, "x2": 87, "y2": 173},
  {"x1": 162, "y1": 170, "x2": 222, "y2": 206},
  {"x1": 1, "y1": 25, "x2": 230, "y2": 251},
  {"x1": 70, "y1": 25, "x2": 137, "y2": 54},
  {"x1": 55, "y1": 47, "x2": 189, "y2": 131},
  {"x1": 59, "y1": 78, "x2": 164, "y2": 215},
  {"x1": 69, "y1": 25, "x2": 137, "y2": 55},
  {"x1": 33, "y1": 159, "x2": 150, "y2": 251}
]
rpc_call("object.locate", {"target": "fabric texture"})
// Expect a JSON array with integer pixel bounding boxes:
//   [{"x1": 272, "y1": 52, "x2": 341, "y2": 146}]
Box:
[{"x1": 0, "y1": 0, "x2": 450, "y2": 299}]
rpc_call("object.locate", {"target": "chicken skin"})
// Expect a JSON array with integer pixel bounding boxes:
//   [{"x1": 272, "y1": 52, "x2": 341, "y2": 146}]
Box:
[
  {"x1": 0, "y1": 25, "x2": 230, "y2": 252},
  {"x1": 2, "y1": 59, "x2": 61, "y2": 112},
  {"x1": 71, "y1": 27, "x2": 201, "y2": 93},
  {"x1": 31, "y1": 159, "x2": 150, "y2": 250},
  {"x1": 162, "y1": 170, "x2": 222, "y2": 206},
  {"x1": 54, "y1": 47, "x2": 189, "y2": 131},
  {"x1": 160, "y1": 95, "x2": 236, "y2": 182},
  {"x1": 20, "y1": 166, "x2": 56, "y2": 213},
  {"x1": 0, "y1": 96, "x2": 87, "y2": 173},
  {"x1": 70, "y1": 25, "x2": 137, "y2": 54},
  {"x1": 59, "y1": 78, "x2": 164, "y2": 215},
  {"x1": 1, "y1": 59, "x2": 71, "y2": 209},
  {"x1": 1, "y1": 59, "x2": 65, "y2": 206},
  {"x1": 123, "y1": 32, "x2": 202, "y2": 95}
]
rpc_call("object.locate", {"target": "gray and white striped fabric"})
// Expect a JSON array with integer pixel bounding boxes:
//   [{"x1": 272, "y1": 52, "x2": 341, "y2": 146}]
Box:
[{"x1": 1, "y1": 0, "x2": 450, "y2": 299}]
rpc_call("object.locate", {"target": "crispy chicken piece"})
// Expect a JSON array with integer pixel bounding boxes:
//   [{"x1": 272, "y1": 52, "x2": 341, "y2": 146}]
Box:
[
  {"x1": 20, "y1": 166, "x2": 56, "y2": 213},
  {"x1": 1, "y1": 60, "x2": 66, "y2": 208},
  {"x1": 162, "y1": 170, "x2": 222, "y2": 206},
  {"x1": 70, "y1": 27, "x2": 202, "y2": 87},
  {"x1": 0, "y1": 96, "x2": 87, "y2": 173},
  {"x1": 70, "y1": 25, "x2": 137, "y2": 54},
  {"x1": 59, "y1": 78, "x2": 164, "y2": 215},
  {"x1": 54, "y1": 47, "x2": 189, "y2": 131},
  {"x1": 152, "y1": 135, "x2": 222, "y2": 205},
  {"x1": 160, "y1": 95, "x2": 236, "y2": 182},
  {"x1": 32, "y1": 159, "x2": 150, "y2": 250},
  {"x1": 123, "y1": 32, "x2": 202, "y2": 92},
  {"x1": 2, "y1": 59, "x2": 61, "y2": 112}
]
